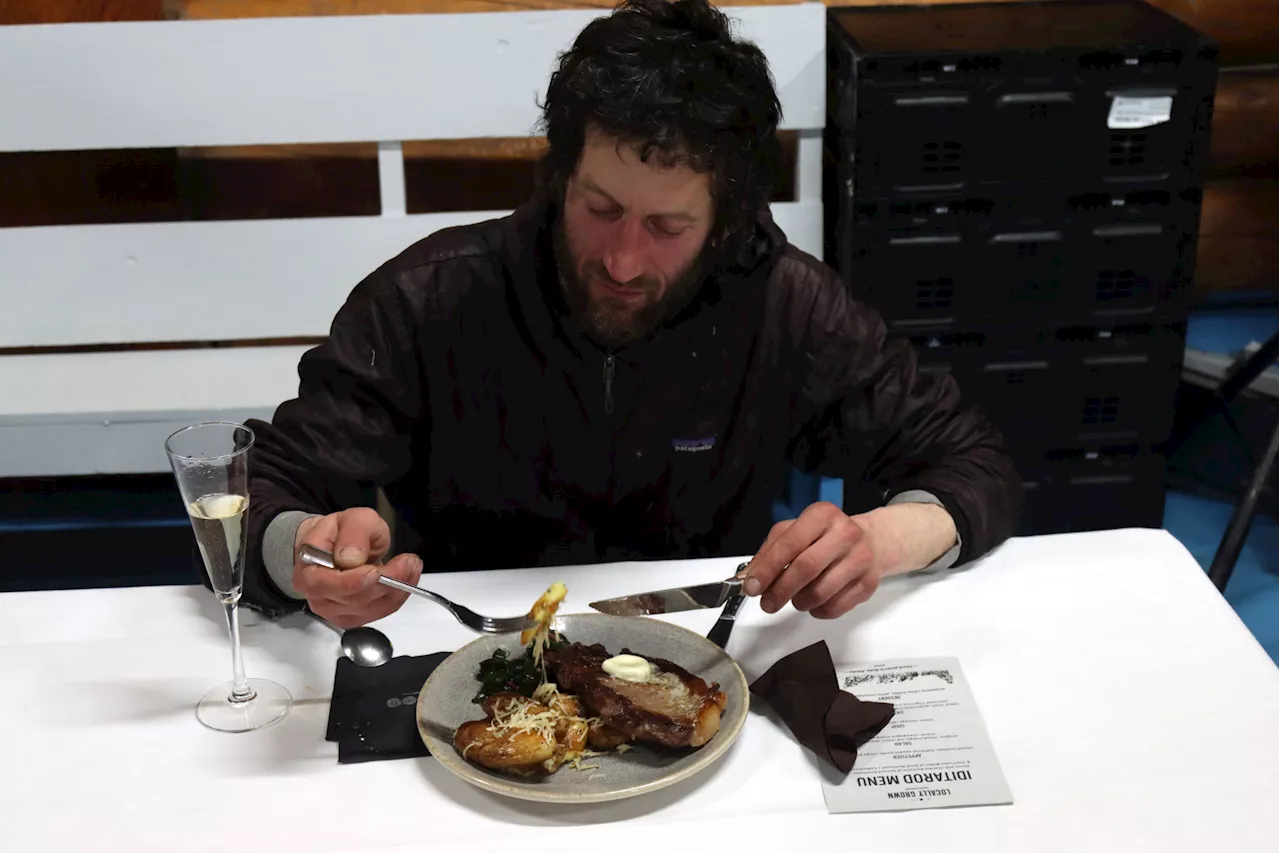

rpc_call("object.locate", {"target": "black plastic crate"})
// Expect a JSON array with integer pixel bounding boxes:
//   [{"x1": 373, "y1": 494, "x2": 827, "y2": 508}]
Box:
[
  {"x1": 1017, "y1": 446, "x2": 1167, "y2": 535},
  {"x1": 910, "y1": 321, "x2": 1187, "y2": 453},
  {"x1": 827, "y1": 0, "x2": 1217, "y2": 194},
  {"x1": 837, "y1": 184, "x2": 1202, "y2": 328}
]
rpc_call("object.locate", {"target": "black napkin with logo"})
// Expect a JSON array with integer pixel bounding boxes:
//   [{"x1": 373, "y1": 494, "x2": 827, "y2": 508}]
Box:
[
  {"x1": 327, "y1": 652, "x2": 450, "y2": 764},
  {"x1": 749, "y1": 640, "x2": 896, "y2": 774}
]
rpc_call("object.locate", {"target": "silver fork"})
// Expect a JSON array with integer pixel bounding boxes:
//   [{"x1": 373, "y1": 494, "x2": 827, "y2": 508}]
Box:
[{"x1": 297, "y1": 544, "x2": 536, "y2": 635}]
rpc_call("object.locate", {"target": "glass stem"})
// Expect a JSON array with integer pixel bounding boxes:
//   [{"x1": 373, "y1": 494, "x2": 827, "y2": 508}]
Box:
[{"x1": 222, "y1": 598, "x2": 256, "y2": 704}]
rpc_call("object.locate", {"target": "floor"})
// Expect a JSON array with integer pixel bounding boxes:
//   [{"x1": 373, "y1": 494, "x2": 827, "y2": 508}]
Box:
[
  {"x1": 1164, "y1": 490, "x2": 1278, "y2": 663},
  {"x1": 1170, "y1": 302, "x2": 1278, "y2": 663}
]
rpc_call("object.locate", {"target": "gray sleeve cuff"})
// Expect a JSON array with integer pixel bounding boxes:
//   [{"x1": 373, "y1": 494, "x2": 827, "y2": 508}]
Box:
[
  {"x1": 887, "y1": 489, "x2": 962, "y2": 571},
  {"x1": 262, "y1": 510, "x2": 320, "y2": 600}
]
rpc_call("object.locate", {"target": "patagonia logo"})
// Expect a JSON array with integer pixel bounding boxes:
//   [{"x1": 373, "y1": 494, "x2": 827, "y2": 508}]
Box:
[{"x1": 672, "y1": 435, "x2": 716, "y2": 453}]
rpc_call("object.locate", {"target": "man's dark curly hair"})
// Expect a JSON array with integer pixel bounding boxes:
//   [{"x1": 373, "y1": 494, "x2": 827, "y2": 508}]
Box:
[{"x1": 538, "y1": 0, "x2": 783, "y2": 266}]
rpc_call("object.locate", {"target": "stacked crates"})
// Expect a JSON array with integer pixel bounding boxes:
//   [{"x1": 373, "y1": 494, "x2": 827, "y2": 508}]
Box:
[{"x1": 825, "y1": 0, "x2": 1218, "y2": 534}]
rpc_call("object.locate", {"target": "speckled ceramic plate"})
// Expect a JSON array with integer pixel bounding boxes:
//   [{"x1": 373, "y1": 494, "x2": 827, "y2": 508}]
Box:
[{"x1": 416, "y1": 613, "x2": 748, "y2": 803}]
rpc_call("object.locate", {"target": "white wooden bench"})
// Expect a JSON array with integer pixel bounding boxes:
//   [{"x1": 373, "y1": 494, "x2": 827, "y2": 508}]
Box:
[{"x1": 0, "y1": 3, "x2": 827, "y2": 478}]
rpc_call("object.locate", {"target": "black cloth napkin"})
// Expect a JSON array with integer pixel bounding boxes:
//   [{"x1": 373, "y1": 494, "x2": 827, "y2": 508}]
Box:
[
  {"x1": 749, "y1": 640, "x2": 896, "y2": 774},
  {"x1": 327, "y1": 652, "x2": 450, "y2": 764}
]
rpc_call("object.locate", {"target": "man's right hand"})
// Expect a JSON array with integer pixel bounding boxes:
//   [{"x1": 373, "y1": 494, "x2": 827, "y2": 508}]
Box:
[{"x1": 292, "y1": 507, "x2": 423, "y2": 628}]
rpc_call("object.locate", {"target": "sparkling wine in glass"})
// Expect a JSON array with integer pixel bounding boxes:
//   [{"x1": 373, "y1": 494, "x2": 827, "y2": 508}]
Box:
[{"x1": 165, "y1": 422, "x2": 291, "y2": 733}]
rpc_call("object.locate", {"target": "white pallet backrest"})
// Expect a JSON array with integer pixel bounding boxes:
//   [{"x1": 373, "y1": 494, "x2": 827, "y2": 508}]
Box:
[
  {"x1": 0, "y1": 4, "x2": 827, "y2": 351},
  {"x1": 0, "y1": 4, "x2": 826, "y2": 477}
]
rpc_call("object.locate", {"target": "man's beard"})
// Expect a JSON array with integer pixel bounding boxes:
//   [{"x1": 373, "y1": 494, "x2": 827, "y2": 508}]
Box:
[{"x1": 553, "y1": 217, "x2": 705, "y2": 350}]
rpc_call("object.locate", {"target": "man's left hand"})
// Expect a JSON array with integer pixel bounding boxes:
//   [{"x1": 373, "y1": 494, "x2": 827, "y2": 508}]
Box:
[{"x1": 743, "y1": 501, "x2": 958, "y2": 619}]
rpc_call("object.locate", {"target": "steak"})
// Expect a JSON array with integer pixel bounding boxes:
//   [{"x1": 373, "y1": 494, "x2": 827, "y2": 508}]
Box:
[{"x1": 544, "y1": 642, "x2": 727, "y2": 749}]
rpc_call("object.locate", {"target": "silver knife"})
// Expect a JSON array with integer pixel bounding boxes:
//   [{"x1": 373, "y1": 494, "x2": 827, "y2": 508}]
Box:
[
  {"x1": 706, "y1": 590, "x2": 747, "y2": 649},
  {"x1": 589, "y1": 562, "x2": 750, "y2": 617}
]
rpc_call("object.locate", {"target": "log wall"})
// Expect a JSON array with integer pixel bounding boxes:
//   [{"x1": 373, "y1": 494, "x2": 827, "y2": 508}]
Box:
[{"x1": 2, "y1": 0, "x2": 1274, "y2": 300}]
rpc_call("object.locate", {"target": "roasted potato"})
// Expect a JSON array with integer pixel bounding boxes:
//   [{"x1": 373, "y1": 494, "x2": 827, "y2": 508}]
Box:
[
  {"x1": 522, "y1": 581, "x2": 567, "y2": 646},
  {"x1": 454, "y1": 719, "x2": 556, "y2": 771},
  {"x1": 546, "y1": 717, "x2": 590, "y2": 771},
  {"x1": 546, "y1": 691, "x2": 582, "y2": 718}
]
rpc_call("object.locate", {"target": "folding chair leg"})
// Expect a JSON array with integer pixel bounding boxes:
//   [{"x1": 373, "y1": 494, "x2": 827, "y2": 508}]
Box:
[{"x1": 1207, "y1": 423, "x2": 1279, "y2": 593}]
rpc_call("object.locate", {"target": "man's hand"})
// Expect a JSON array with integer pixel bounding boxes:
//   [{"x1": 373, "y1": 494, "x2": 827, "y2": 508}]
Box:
[
  {"x1": 292, "y1": 507, "x2": 423, "y2": 628},
  {"x1": 743, "y1": 501, "x2": 957, "y2": 619}
]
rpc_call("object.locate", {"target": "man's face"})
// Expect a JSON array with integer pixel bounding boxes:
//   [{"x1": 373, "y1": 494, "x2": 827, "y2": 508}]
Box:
[{"x1": 556, "y1": 128, "x2": 715, "y2": 349}]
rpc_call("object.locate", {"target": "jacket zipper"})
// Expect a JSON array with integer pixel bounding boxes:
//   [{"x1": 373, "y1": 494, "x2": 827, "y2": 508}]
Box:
[
  {"x1": 600, "y1": 353, "x2": 619, "y2": 556},
  {"x1": 602, "y1": 355, "x2": 616, "y2": 415}
]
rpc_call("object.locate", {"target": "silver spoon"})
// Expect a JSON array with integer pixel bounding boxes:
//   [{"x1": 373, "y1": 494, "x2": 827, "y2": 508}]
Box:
[{"x1": 308, "y1": 611, "x2": 394, "y2": 667}]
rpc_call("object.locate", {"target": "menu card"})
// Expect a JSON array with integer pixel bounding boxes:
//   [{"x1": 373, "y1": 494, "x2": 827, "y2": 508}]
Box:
[{"x1": 820, "y1": 656, "x2": 1013, "y2": 813}]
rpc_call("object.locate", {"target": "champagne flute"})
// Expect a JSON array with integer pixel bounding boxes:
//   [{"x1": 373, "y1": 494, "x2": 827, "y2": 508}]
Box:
[{"x1": 165, "y1": 421, "x2": 292, "y2": 733}]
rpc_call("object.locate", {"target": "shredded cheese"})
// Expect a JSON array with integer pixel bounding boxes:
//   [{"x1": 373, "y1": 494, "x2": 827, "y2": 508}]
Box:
[
  {"x1": 566, "y1": 748, "x2": 606, "y2": 771},
  {"x1": 531, "y1": 681, "x2": 562, "y2": 705},
  {"x1": 484, "y1": 696, "x2": 562, "y2": 743},
  {"x1": 521, "y1": 581, "x2": 567, "y2": 670},
  {"x1": 476, "y1": 691, "x2": 618, "y2": 775}
]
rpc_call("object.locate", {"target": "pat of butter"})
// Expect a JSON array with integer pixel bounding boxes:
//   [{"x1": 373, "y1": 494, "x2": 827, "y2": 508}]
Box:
[{"x1": 602, "y1": 653, "x2": 654, "y2": 682}]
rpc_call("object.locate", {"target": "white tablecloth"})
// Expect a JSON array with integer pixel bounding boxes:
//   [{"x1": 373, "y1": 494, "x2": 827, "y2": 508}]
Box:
[{"x1": 0, "y1": 528, "x2": 1275, "y2": 852}]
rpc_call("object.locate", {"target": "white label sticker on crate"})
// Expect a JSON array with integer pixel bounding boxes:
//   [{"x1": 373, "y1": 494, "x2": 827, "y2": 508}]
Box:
[{"x1": 1107, "y1": 95, "x2": 1174, "y2": 130}]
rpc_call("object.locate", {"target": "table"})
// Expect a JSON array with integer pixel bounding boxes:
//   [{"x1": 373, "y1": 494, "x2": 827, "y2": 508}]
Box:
[{"x1": 1, "y1": 528, "x2": 1275, "y2": 852}]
